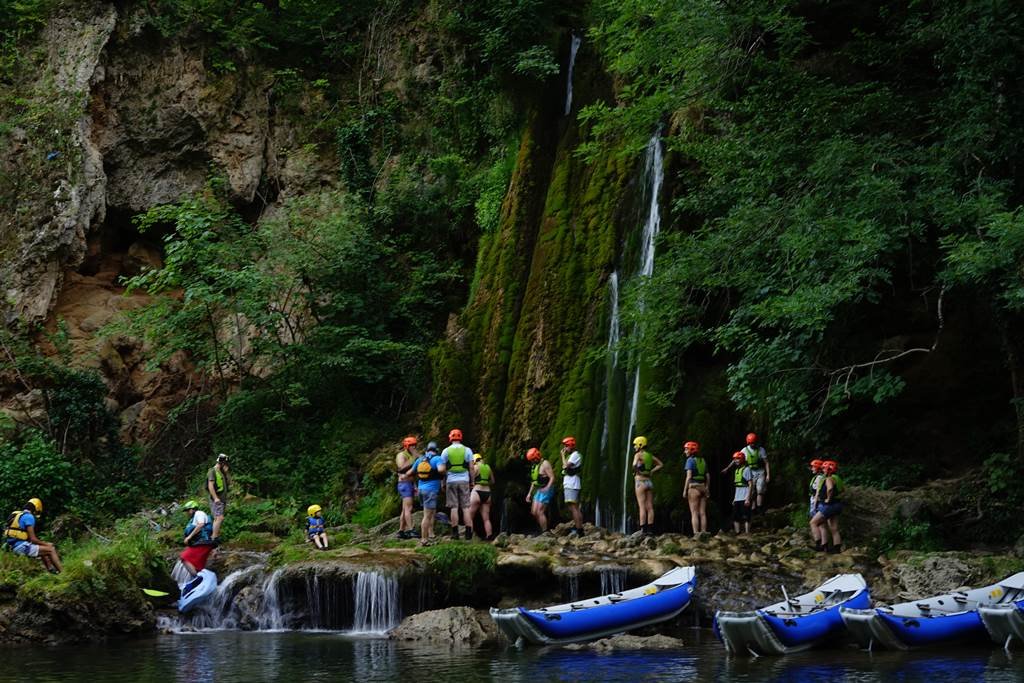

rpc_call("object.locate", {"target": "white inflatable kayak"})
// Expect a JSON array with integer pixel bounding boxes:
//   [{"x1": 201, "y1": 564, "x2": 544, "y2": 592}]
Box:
[{"x1": 178, "y1": 569, "x2": 218, "y2": 613}]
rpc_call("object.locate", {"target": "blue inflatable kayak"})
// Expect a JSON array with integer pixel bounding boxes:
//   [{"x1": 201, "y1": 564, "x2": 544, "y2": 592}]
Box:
[
  {"x1": 980, "y1": 597, "x2": 1024, "y2": 649},
  {"x1": 490, "y1": 566, "x2": 695, "y2": 645},
  {"x1": 842, "y1": 571, "x2": 1024, "y2": 650},
  {"x1": 178, "y1": 569, "x2": 218, "y2": 614},
  {"x1": 715, "y1": 573, "x2": 869, "y2": 655}
]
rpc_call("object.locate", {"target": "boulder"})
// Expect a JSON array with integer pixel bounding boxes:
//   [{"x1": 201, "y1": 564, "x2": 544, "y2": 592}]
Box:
[
  {"x1": 389, "y1": 606, "x2": 504, "y2": 646},
  {"x1": 889, "y1": 554, "x2": 973, "y2": 601},
  {"x1": 562, "y1": 634, "x2": 685, "y2": 651}
]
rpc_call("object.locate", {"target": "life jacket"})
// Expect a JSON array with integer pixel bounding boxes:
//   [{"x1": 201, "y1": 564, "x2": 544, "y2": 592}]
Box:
[
  {"x1": 635, "y1": 451, "x2": 654, "y2": 475},
  {"x1": 809, "y1": 473, "x2": 824, "y2": 497},
  {"x1": 690, "y1": 457, "x2": 707, "y2": 483},
  {"x1": 415, "y1": 455, "x2": 441, "y2": 481},
  {"x1": 446, "y1": 445, "x2": 469, "y2": 474},
  {"x1": 734, "y1": 466, "x2": 749, "y2": 488},
  {"x1": 562, "y1": 453, "x2": 582, "y2": 477},
  {"x1": 307, "y1": 516, "x2": 325, "y2": 534},
  {"x1": 825, "y1": 474, "x2": 844, "y2": 502},
  {"x1": 531, "y1": 463, "x2": 550, "y2": 488},
  {"x1": 476, "y1": 463, "x2": 492, "y2": 487},
  {"x1": 4, "y1": 510, "x2": 30, "y2": 543},
  {"x1": 184, "y1": 519, "x2": 213, "y2": 544},
  {"x1": 213, "y1": 466, "x2": 227, "y2": 494},
  {"x1": 744, "y1": 445, "x2": 763, "y2": 469}
]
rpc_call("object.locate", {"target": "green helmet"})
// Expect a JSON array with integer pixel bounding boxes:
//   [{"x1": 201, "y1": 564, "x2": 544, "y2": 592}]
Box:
[{"x1": 183, "y1": 500, "x2": 199, "y2": 511}]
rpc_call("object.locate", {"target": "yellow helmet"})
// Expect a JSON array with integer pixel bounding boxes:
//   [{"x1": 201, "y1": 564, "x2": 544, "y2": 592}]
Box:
[
  {"x1": 307, "y1": 504, "x2": 322, "y2": 516},
  {"x1": 473, "y1": 453, "x2": 483, "y2": 462},
  {"x1": 633, "y1": 436, "x2": 647, "y2": 449},
  {"x1": 28, "y1": 498, "x2": 43, "y2": 513}
]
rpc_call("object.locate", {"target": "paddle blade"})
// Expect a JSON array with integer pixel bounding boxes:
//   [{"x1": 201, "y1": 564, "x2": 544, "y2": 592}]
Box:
[{"x1": 142, "y1": 588, "x2": 170, "y2": 597}]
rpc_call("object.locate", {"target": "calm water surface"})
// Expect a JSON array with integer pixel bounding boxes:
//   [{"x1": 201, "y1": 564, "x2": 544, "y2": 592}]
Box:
[{"x1": 7, "y1": 629, "x2": 1024, "y2": 682}]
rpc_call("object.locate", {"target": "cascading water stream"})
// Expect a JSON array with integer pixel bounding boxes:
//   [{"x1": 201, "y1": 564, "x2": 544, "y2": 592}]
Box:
[
  {"x1": 564, "y1": 32, "x2": 582, "y2": 116},
  {"x1": 594, "y1": 270, "x2": 620, "y2": 531},
  {"x1": 350, "y1": 571, "x2": 401, "y2": 634},
  {"x1": 255, "y1": 568, "x2": 287, "y2": 631},
  {"x1": 599, "y1": 567, "x2": 628, "y2": 595}
]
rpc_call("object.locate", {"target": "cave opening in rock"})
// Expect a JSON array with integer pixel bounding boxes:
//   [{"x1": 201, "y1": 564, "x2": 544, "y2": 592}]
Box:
[{"x1": 79, "y1": 205, "x2": 170, "y2": 281}]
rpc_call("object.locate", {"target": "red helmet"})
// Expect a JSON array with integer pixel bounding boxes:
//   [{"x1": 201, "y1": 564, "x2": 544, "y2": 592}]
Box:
[
  {"x1": 746, "y1": 433, "x2": 757, "y2": 445},
  {"x1": 448, "y1": 429, "x2": 463, "y2": 442},
  {"x1": 561, "y1": 436, "x2": 576, "y2": 449},
  {"x1": 402, "y1": 436, "x2": 417, "y2": 449},
  {"x1": 822, "y1": 460, "x2": 838, "y2": 473},
  {"x1": 810, "y1": 459, "x2": 823, "y2": 470},
  {"x1": 526, "y1": 447, "x2": 542, "y2": 463},
  {"x1": 684, "y1": 441, "x2": 699, "y2": 452},
  {"x1": 732, "y1": 451, "x2": 745, "y2": 461}
]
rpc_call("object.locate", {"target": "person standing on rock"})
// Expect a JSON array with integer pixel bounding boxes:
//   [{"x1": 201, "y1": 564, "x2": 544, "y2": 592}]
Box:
[
  {"x1": 413, "y1": 442, "x2": 446, "y2": 546},
  {"x1": 525, "y1": 447, "x2": 555, "y2": 533},
  {"x1": 725, "y1": 451, "x2": 753, "y2": 534},
  {"x1": 207, "y1": 453, "x2": 231, "y2": 541},
  {"x1": 683, "y1": 441, "x2": 709, "y2": 537},
  {"x1": 3, "y1": 498, "x2": 62, "y2": 574},
  {"x1": 560, "y1": 436, "x2": 584, "y2": 537},
  {"x1": 442, "y1": 429, "x2": 475, "y2": 540},
  {"x1": 742, "y1": 433, "x2": 770, "y2": 512},
  {"x1": 469, "y1": 453, "x2": 495, "y2": 540},
  {"x1": 807, "y1": 459, "x2": 825, "y2": 546},
  {"x1": 632, "y1": 436, "x2": 662, "y2": 535},
  {"x1": 396, "y1": 437, "x2": 419, "y2": 540},
  {"x1": 811, "y1": 460, "x2": 844, "y2": 553}
]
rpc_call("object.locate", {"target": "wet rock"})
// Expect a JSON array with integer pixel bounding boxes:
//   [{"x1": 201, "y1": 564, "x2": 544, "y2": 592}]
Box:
[
  {"x1": 562, "y1": 634, "x2": 685, "y2": 651},
  {"x1": 389, "y1": 606, "x2": 504, "y2": 646},
  {"x1": 889, "y1": 554, "x2": 973, "y2": 600}
]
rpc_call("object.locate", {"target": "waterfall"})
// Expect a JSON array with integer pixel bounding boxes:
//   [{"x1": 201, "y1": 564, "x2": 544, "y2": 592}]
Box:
[
  {"x1": 351, "y1": 571, "x2": 401, "y2": 634},
  {"x1": 599, "y1": 567, "x2": 628, "y2": 595},
  {"x1": 595, "y1": 131, "x2": 665, "y2": 534},
  {"x1": 564, "y1": 32, "x2": 582, "y2": 116},
  {"x1": 561, "y1": 573, "x2": 580, "y2": 602},
  {"x1": 255, "y1": 568, "x2": 287, "y2": 631}
]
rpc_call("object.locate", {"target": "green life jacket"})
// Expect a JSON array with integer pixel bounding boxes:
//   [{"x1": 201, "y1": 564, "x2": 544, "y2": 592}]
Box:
[
  {"x1": 636, "y1": 451, "x2": 654, "y2": 475},
  {"x1": 809, "y1": 473, "x2": 824, "y2": 496},
  {"x1": 531, "y1": 463, "x2": 550, "y2": 487},
  {"x1": 690, "y1": 457, "x2": 707, "y2": 483},
  {"x1": 214, "y1": 467, "x2": 227, "y2": 494},
  {"x1": 476, "y1": 463, "x2": 492, "y2": 486},
  {"x1": 826, "y1": 474, "x2": 844, "y2": 501},
  {"x1": 734, "y1": 466, "x2": 748, "y2": 488},
  {"x1": 744, "y1": 445, "x2": 763, "y2": 469},
  {"x1": 447, "y1": 445, "x2": 468, "y2": 474}
]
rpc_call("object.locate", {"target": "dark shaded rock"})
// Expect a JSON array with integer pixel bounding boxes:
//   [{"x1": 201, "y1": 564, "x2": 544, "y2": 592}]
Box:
[{"x1": 389, "y1": 606, "x2": 504, "y2": 646}]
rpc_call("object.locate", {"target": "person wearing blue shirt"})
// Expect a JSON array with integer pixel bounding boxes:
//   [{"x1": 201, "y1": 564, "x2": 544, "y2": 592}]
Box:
[
  {"x1": 412, "y1": 442, "x2": 447, "y2": 545},
  {"x1": 3, "y1": 498, "x2": 62, "y2": 574},
  {"x1": 306, "y1": 504, "x2": 329, "y2": 550}
]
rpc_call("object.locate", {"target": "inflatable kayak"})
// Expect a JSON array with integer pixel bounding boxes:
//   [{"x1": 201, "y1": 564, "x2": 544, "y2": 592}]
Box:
[
  {"x1": 490, "y1": 566, "x2": 695, "y2": 646},
  {"x1": 841, "y1": 571, "x2": 1024, "y2": 650},
  {"x1": 980, "y1": 599, "x2": 1024, "y2": 649},
  {"x1": 178, "y1": 569, "x2": 218, "y2": 614},
  {"x1": 714, "y1": 573, "x2": 869, "y2": 655}
]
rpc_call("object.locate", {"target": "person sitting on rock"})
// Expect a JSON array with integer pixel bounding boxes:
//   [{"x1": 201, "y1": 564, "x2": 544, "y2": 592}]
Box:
[
  {"x1": 560, "y1": 436, "x2": 584, "y2": 538},
  {"x1": 632, "y1": 436, "x2": 662, "y2": 535},
  {"x1": 306, "y1": 504, "x2": 329, "y2": 550},
  {"x1": 469, "y1": 453, "x2": 495, "y2": 540},
  {"x1": 807, "y1": 459, "x2": 825, "y2": 547},
  {"x1": 723, "y1": 451, "x2": 752, "y2": 534},
  {"x1": 811, "y1": 460, "x2": 844, "y2": 553},
  {"x1": 683, "y1": 441, "x2": 709, "y2": 537},
  {"x1": 412, "y1": 442, "x2": 446, "y2": 546},
  {"x1": 182, "y1": 500, "x2": 213, "y2": 546},
  {"x1": 525, "y1": 447, "x2": 555, "y2": 533},
  {"x1": 3, "y1": 498, "x2": 62, "y2": 574},
  {"x1": 396, "y1": 437, "x2": 419, "y2": 540}
]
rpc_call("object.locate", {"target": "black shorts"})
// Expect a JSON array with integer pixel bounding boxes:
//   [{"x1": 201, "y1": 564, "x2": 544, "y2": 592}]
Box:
[
  {"x1": 475, "y1": 490, "x2": 491, "y2": 504},
  {"x1": 732, "y1": 500, "x2": 751, "y2": 521}
]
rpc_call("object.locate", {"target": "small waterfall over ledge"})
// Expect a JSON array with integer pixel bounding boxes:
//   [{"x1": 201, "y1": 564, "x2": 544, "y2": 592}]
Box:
[
  {"x1": 351, "y1": 571, "x2": 401, "y2": 634},
  {"x1": 564, "y1": 32, "x2": 582, "y2": 116}
]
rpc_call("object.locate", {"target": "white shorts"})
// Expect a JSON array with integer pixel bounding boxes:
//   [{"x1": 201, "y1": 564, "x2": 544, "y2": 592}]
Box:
[
  {"x1": 750, "y1": 468, "x2": 767, "y2": 493},
  {"x1": 564, "y1": 488, "x2": 581, "y2": 503},
  {"x1": 13, "y1": 542, "x2": 40, "y2": 557}
]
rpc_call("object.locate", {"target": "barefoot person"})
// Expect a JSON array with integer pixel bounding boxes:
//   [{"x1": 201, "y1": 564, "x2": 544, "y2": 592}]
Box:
[
  {"x1": 683, "y1": 441, "x2": 709, "y2": 537},
  {"x1": 560, "y1": 436, "x2": 584, "y2": 537},
  {"x1": 525, "y1": 447, "x2": 555, "y2": 533},
  {"x1": 442, "y1": 429, "x2": 475, "y2": 541},
  {"x1": 207, "y1": 453, "x2": 231, "y2": 540},
  {"x1": 3, "y1": 498, "x2": 62, "y2": 574},
  {"x1": 632, "y1": 436, "x2": 662, "y2": 535},
  {"x1": 811, "y1": 460, "x2": 844, "y2": 553},
  {"x1": 469, "y1": 453, "x2": 495, "y2": 540},
  {"x1": 412, "y1": 442, "x2": 446, "y2": 545},
  {"x1": 306, "y1": 504, "x2": 329, "y2": 550},
  {"x1": 807, "y1": 459, "x2": 825, "y2": 547},
  {"x1": 742, "y1": 433, "x2": 770, "y2": 512},
  {"x1": 396, "y1": 437, "x2": 418, "y2": 539}
]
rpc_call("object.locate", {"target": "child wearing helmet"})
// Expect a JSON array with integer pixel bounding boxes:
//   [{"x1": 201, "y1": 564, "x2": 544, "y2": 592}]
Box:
[
  {"x1": 560, "y1": 436, "x2": 584, "y2": 537},
  {"x1": 632, "y1": 436, "x2": 663, "y2": 535},
  {"x1": 525, "y1": 448, "x2": 555, "y2": 533},
  {"x1": 727, "y1": 451, "x2": 753, "y2": 534},
  {"x1": 3, "y1": 498, "x2": 62, "y2": 574},
  {"x1": 307, "y1": 504, "x2": 329, "y2": 550}
]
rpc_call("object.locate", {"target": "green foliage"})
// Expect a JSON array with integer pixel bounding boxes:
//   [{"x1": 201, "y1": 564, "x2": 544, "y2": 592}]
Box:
[
  {"x1": 350, "y1": 480, "x2": 398, "y2": 528},
  {"x1": 874, "y1": 514, "x2": 943, "y2": 555},
  {"x1": 418, "y1": 541, "x2": 497, "y2": 601},
  {"x1": 844, "y1": 459, "x2": 924, "y2": 491},
  {"x1": 0, "y1": 430, "x2": 73, "y2": 512}
]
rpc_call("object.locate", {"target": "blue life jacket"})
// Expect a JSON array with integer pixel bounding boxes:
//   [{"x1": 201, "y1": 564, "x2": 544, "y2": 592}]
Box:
[
  {"x1": 307, "y1": 516, "x2": 325, "y2": 535},
  {"x1": 184, "y1": 520, "x2": 213, "y2": 545}
]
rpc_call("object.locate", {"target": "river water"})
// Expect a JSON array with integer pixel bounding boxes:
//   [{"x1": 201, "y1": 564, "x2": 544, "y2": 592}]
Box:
[{"x1": 7, "y1": 629, "x2": 1024, "y2": 682}]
